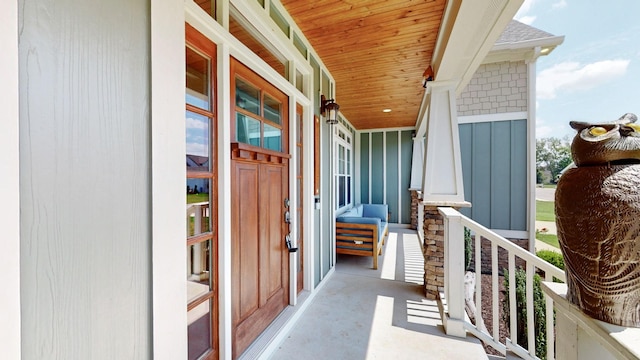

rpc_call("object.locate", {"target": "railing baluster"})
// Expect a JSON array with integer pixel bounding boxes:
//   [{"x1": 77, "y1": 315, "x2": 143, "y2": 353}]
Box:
[
  {"x1": 492, "y1": 242, "x2": 499, "y2": 341},
  {"x1": 545, "y1": 272, "x2": 555, "y2": 360},
  {"x1": 475, "y1": 231, "x2": 482, "y2": 332},
  {"x1": 526, "y1": 262, "x2": 535, "y2": 357},
  {"x1": 508, "y1": 252, "x2": 517, "y2": 352}
]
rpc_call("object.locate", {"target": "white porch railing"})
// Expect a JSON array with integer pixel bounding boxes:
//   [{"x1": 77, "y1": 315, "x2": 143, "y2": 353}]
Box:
[{"x1": 438, "y1": 207, "x2": 566, "y2": 360}]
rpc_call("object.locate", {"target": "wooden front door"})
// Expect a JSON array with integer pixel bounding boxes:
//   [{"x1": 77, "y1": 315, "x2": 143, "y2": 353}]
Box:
[{"x1": 230, "y1": 58, "x2": 290, "y2": 358}]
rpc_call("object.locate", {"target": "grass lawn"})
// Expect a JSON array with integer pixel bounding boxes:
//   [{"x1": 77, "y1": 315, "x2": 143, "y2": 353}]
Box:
[
  {"x1": 536, "y1": 233, "x2": 559, "y2": 248},
  {"x1": 187, "y1": 193, "x2": 209, "y2": 204},
  {"x1": 536, "y1": 200, "x2": 555, "y2": 222}
]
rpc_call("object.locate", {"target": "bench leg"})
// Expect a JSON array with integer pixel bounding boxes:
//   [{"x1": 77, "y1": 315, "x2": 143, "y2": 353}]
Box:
[{"x1": 373, "y1": 251, "x2": 378, "y2": 270}]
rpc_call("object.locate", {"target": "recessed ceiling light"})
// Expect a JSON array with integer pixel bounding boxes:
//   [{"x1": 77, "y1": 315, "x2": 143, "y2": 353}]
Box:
[{"x1": 383, "y1": 109, "x2": 392, "y2": 113}]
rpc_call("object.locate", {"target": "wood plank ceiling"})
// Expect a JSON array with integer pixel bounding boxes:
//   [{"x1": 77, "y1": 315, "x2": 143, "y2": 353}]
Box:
[{"x1": 280, "y1": 0, "x2": 446, "y2": 130}]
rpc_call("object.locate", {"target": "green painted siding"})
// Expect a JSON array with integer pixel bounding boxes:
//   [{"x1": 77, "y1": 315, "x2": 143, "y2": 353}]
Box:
[
  {"x1": 360, "y1": 133, "x2": 370, "y2": 204},
  {"x1": 359, "y1": 130, "x2": 414, "y2": 224},
  {"x1": 386, "y1": 132, "x2": 399, "y2": 223},
  {"x1": 371, "y1": 133, "x2": 384, "y2": 204},
  {"x1": 459, "y1": 120, "x2": 527, "y2": 231},
  {"x1": 400, "y1": 131, "x2": 413, "y2": 224}
]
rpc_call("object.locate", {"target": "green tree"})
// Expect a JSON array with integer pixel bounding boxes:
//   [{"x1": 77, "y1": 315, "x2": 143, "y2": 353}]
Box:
[{"x1": 536, "y1": 136, "x2": 572, "y2": 183}]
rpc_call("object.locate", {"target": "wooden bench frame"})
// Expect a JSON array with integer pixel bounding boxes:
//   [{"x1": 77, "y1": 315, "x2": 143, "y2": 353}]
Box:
[{"x1": 335, "y1": 222, "x2": 388, "y2": 269}]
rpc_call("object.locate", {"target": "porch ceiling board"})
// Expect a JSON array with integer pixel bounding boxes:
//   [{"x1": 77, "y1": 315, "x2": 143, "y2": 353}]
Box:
[{"x1": 280, "y1": 0, "x2": 446, "y2": 130}]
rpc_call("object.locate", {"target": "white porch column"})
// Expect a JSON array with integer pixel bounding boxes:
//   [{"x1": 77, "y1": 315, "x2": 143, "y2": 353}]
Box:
[{"x1": 421, "y1": 82, "x2": 469, "y2": 206}]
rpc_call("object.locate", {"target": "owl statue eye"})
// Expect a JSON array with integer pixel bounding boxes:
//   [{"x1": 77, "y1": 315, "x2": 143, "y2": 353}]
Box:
[
  {"x1": 627, "y1": 123, "x2": 640, "y2": 132},
  {"x1": 589, "y1": 127, "x2": 607, "y2": 136}
]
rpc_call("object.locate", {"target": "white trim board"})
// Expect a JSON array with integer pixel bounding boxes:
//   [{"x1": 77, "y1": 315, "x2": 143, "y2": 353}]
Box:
[
  {"x1": 0, "y1": 0, "x2": 21, "y2": 358},
  {"x1": 458, "y1": 111, "x2": 528, "y2": 124},
  {"x1": 151, "y1": 1, "x2": 188, "y2": 359}
]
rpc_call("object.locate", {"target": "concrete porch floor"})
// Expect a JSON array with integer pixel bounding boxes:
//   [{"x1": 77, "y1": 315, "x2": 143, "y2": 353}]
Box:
[{"x1": 268, "y1": 228, "x2": 488, "y2": 360}]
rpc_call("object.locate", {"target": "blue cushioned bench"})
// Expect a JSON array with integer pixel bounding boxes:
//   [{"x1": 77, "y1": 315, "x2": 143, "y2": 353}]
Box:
[{"x1": 335, "y1": 204, "x2": 389, "y2": 269}]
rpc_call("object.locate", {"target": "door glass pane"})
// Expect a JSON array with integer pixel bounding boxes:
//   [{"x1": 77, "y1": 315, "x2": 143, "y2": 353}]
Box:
[
  {"x1": 297, "y1": 112, "x2": 303, "y2": 143},
  {"x1": 187, "y1": 239, "x2": 211, "y2": 302},
  {"x1": 264, "y1": 123, "x2": 281, "y2": 152},
  {"x1": 186, "y1": 47, "x2": 210, "y2": 110},
  {"x1": 263, "y1": 94, "x2": 281, "y2": 125},
  {"x1": 188, "y1": 299, "x2": 212, "y2": 360},
  {"x1": 297, "y1": 178, "x2": 302, "y2": 208},
  {"x1": 186, "y1": 111, "x2": 210, "y2": 171},
  {"x1": 236, "y1": 77, "x2": 260, "y2": 116},
  {"x1": 338, "y1": 145, "x2": 344, "y2": 174},
  {"x1": 187, "y1": 179, "x2": 211, "y2": 237},
  {"x1": 236, "y1": 113, "x2": 261, "y2": 147},
  {"x1": 296, "y1": 146, "x2": 301, "y2": 176}
]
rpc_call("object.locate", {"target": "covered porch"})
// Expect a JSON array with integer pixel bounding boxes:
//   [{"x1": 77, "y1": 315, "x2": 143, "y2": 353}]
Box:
[{"x1": 251, "y1": 227, "x2": 489, "y2": 360}]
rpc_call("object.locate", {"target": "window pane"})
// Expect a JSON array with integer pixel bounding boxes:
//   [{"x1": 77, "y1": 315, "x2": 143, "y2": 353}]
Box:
[
  {"x1": 338, "y1": 145, "x2": 344, "y2": 174},
  {"x1": 194, "y1": 0, "x2": 216, "y2": 19},
  {"x1": 236, "y1": 113, "x2": 261, "y2": 147},
  {"x1": 186, "y1": 111, "x2": 210, "y2": 171},
  {"x1": 236, "y1": 77, "x2": 260, "y2": 116},
  {"x1": 264, "y1": 123, "x2": 282, "y2": 152},
  {"x1": 186, "y1": 47, "x2": 210, "y2": 110},
  {"x1": 295, "y1": 69, "x2": 304, "y2": 93},
  {"x1": 347, "y1": 176, "x2": 351, "y2": 205},
  {"x1": 264, "y1": 94, "x2": 281, "y2": 125},
  {"x1": 187, "y1": 239, "x2": 211, "y2": 302},
  {"x1": 338, "y1": 176, "x2": 345, "y2": 208},
  {"x1": 187, "y1": 179, "x2": 211, "y2": 236},
  {"x1": 347, "y1": 149, "x2": 351, "y2": 175},
  {"x1": 188, "y1": 300, "x2": 212, "y2": 360}
]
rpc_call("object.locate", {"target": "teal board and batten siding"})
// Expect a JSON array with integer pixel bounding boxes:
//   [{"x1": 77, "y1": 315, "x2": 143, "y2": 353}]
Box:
[
  {"x1": 359, "y1": 130, "x2": 413, "y2": 224},
  {"x1": 459, "y1": 120, "x2": 528, "y2": 231}
]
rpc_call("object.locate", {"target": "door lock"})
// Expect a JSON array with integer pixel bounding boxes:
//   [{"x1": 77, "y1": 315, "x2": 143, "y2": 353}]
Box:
[
  {"x1": 284, "y1": 211, "x2": 291, "y2": 224},
  {"x1": 285, "y1": 234, "x2": 298, "y2": 253}
]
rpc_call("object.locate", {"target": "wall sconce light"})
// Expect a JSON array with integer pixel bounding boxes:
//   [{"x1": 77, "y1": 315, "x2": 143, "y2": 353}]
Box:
[
  {"x1": 320, "y1": 95, "x2": 340, "y2": 125},
  {"x1": 422, "y1": 66, "x2": 434, "y2": 88}
]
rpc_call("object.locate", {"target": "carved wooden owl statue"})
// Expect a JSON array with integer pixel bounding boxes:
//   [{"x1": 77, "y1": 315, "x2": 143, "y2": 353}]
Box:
[{"x1": 556, "y1": 112, "x2": 640, "y2": 327}]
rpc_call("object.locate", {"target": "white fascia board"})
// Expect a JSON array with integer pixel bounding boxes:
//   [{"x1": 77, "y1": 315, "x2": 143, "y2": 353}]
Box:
[
  {"x1": 491, "y1": 35, "x2": 565, "y2": 52},
  {"x1": 429, "y1": 0, "x2": 525, "y2": 94},
  {"x1": 484, "y1": 35, "x2": 565, "y2": 63}
]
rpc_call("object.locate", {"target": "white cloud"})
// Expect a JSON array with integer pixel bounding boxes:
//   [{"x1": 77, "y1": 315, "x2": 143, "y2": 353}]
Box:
[
  {"x1": 186, "y1": 116, "x2": 208, "y2": 130},
  {"x1": 552, "y1": 0, "x2": 567, "y2": 9},
  {"x1": 515, "y1": 0, "x2": 537, "y2": 18},
  {"x1": 186, "y1": 142, "x2": 208, "y2": 157},
  {"x1": 517, "y1": 15, "x2": 537, "y2": 25},
  {"x1": 537, "y1": 59, "x2": 630, "y2": 99},
  {"x1": 515, "y1": 0, "x2": 537, "y2": 24},
  {"x1": 536, "y1": 124, "x2": 554, "y2": 138}
]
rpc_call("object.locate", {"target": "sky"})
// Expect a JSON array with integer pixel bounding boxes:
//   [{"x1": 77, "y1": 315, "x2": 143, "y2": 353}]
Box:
[{"x1": 514, "y1": 0, "x2": 640, "y2": 139}]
